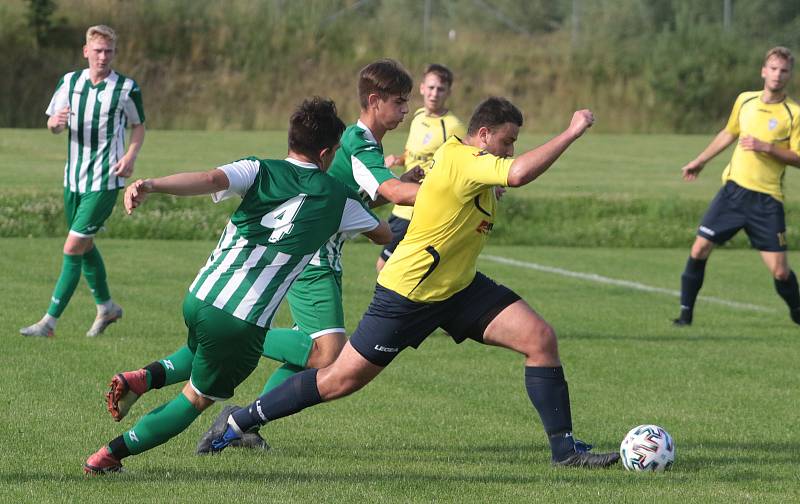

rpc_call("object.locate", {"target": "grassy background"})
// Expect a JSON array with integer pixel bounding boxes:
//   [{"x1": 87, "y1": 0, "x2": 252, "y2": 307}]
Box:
[
  {"x1": 1, "y1": 239, "x2": 799, "y2": 502},
  {"x1": 4, "y1": 127, "x2": 800, "y2": 248}
]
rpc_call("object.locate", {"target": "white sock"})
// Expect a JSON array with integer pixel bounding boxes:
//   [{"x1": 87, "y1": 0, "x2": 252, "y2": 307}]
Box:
[{"x1": 98, "y1": 300, "x2": 114, "y2": 314}]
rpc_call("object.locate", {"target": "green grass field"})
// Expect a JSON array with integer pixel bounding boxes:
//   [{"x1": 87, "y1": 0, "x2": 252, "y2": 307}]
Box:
[{"x1": 2, "y1": 129, "x2": 800, "y2": 502}]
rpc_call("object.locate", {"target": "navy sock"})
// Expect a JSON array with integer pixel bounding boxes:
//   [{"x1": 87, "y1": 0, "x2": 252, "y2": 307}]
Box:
[
  {"x1": 524, "y1": 366, "x2": 574, "y2": 461},
  {"x1": 232, "y1": 368, "x2": 322, "y2": 432},
  {"x1": 774, "y1": 270, "x2": 800, "y2": 311},
  {"x1": 679, "y1": 256, "x2": 707, "y2": 319}
]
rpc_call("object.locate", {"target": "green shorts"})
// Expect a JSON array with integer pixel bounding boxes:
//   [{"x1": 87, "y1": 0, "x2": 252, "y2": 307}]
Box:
[
  {"x1": 182, "y1": 292, "x2": 265, "y2": 400},
  {"x1": 286, "y1": 267, "x2": 345, "y2": 338},
  {"x1": 64, "y1": 188, "x2": 119, "y2": 237}
]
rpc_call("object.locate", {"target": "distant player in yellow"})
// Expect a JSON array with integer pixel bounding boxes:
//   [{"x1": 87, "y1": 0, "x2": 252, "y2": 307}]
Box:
[
  {"x1": 377, "y1": 64, "x2": 466, "y2": 271},
  {"x1": 675, "y1": 46, "x2": 800, "y2": 326},
  {"x1": 210, "y1": 97, "x2": 621, "y2": 469}
]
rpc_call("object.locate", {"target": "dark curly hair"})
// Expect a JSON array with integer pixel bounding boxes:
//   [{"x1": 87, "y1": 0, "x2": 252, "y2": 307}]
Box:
[{"x1": 288, "y1": 97, "x2": 346, "y2": 159}]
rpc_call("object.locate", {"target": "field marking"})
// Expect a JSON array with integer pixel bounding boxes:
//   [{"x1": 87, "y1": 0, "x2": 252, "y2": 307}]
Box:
[{"x1": 480, "y1": 254, "x2": 775, "y2": 313}]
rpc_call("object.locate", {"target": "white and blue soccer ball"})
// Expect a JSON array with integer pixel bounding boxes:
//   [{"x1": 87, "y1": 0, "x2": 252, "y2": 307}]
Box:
[{"x1": 619, "y1": 424, "x2": 675, "y2": 472}]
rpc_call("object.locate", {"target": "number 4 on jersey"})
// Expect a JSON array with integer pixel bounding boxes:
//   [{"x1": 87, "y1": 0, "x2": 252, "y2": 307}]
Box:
[{"x1": 260, "y1": 194, "x2": 307, "y2": 242}]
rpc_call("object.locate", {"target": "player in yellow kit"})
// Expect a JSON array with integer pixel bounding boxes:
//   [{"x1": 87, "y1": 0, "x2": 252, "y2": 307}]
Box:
[
  {"x1": 674, "y1": 46, "x2": 800, "y2": 326},
  {"x1": 377, "y1": 64, "x2": 466, "y2": 271},
  {"x1": 210, "y1": 97, "x2": 621, "y2": 469}
]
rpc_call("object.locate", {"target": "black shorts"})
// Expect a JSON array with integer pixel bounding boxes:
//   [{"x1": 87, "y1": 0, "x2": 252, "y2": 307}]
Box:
[
  {"x1": 349, "y1": 272, "x2": 521, "y2": 366},
  {"x1": 379, "y1": 215, "x2": 411, "y2": 261},
  {"x1": 697, "y1": 181, "x2": 787, "y2": 252}
]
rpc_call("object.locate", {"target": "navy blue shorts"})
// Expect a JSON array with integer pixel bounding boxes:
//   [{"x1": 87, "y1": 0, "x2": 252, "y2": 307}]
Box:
[
  {"x1": 349, "y1": 272, "x2": 521, "y2": 366},
  {"x1": 379, "y1": 214, "x2": 411, "y2": 261},
  {"x1": 698, "y1": 181, "x2": 787, "y2": 252}
]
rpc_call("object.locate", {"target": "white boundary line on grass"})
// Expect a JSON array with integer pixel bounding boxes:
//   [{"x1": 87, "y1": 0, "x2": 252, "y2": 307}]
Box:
[{"x1": 480, "y1": 254, "x2": 775, "y2": 313}]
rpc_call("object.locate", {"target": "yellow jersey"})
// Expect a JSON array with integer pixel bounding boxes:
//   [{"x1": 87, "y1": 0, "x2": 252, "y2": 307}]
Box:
[
  {"x1": 378, "y1": 136, "x2": 512, "y2": 302},
  {"x1": 391, "y1": 108, "x2": 466, "y2": 220},
  {"x1": 722, "y1": 91, "x2": 800, "y2": 201}
]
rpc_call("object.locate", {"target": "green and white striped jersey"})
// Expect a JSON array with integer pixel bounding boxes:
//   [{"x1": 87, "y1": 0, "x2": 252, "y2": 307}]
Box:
[
  {"x1": 46, "y1": 69, "x2": 145, "y2": 193},
  {"x1": 303, "y1": 120, "x2": 397, "y2": 276},
  {"x1": 188, "y1": 157, "x2": 380, "y2": 328}
]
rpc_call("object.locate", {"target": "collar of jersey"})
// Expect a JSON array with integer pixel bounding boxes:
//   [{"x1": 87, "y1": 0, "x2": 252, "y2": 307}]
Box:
[
  {"x1": 82, "y1": 69, "x2": 115, "y2": 89},
  {"x1": 285, "y1": 157, "x2": 319, "y2": 170},
  {"x1": 356, "y1": 120, "x2": 378, "y2": 144}
]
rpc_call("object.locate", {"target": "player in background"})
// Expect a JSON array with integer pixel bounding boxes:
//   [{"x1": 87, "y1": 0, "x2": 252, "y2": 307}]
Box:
[
  {"x1": 674, "y1": 46, "x2": 800, "y2": 326},
  {"x1": 196, "y1": 59, "x2": 424, "y2": 452},
  {"x1": 208, "y1": 97, "x2": 621, "y2": 469},
  {"x1": 377, "y1": 63, "x2": 466, "y2": 272},
  {"x1": 83, "y1": 98, "x2": 391, "y2": 474},
  {"x1": 20, "y1": 25, "x2": 145, "y2": 338}
]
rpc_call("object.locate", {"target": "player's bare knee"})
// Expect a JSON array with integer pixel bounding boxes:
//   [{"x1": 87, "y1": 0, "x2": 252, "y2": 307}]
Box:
[
  {"x1": 308, "y1": 333, "x2": 346, "y2": 368},
  {"x1": 524, "y1": 323, "x2": 558, "y2": 359},
  {"x1": 773, "y1": 267, "x2": 790, "y2": 281}
]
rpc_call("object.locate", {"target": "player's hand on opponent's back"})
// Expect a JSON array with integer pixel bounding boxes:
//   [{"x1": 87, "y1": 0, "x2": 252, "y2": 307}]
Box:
[
  {"x1": 124, "y1": 178, "x2": 153, "y2": 214},
  {"x1": 400, "y1": 166, "x2": 425, "y2": 184},
  {"x1": 681, "y1": 159, "x2": 705, "y2": 181},
  {"x1": 567, "y1": 109, "x2": 595, "y2": 139}
]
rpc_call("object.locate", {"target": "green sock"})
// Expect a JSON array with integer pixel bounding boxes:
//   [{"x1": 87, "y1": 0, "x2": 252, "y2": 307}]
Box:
[
  {"x1": 261, "y1": 363, "x2": 304, "y2": 395},
  {"x1": 82, "y1": 246, "x2": 110, "y2": 304},
  {"x1": 47, "y1": 254, "x2": 83, "y2": 317},
  {"x1": 145, "y1": 345, "x2": 195, "y2": 389},
  {"x1": 122, "y1": 393, "x2": 202, "y2": 455},
  {"x1": 262, "y1": 328, "x2": 313, "y2": 367}
]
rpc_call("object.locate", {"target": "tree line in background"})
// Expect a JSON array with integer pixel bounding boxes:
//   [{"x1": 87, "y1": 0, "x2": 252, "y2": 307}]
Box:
[{"x1": 3, "y1": 0, "x2": 800, "y2": 132}]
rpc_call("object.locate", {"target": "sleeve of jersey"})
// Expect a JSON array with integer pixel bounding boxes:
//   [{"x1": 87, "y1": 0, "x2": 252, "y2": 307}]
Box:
[
  {"x1": 459, "y1": 152, "x2": 514, "y2": 192},
  {"x1": 790, "y1": 107, "x2": 800, "y2": 153},
  {"x1": 338, "y1": 196, "x2": 380, "y2": 236},
  {"x1": 350, "y1": 147, "x2": 396, "y2": 201},
  {"x1": 46, "y1": 75, "x2": 68, "y2": 116},
  {"x1": 211, "y1": 159, "x2": 260, "y2": 202},
  {"x1": 723, "y1": 94, "x2": 744, "y2": 136},
  {"x1": 122, "y1": 82, "x2": 146, "y2": 125}
]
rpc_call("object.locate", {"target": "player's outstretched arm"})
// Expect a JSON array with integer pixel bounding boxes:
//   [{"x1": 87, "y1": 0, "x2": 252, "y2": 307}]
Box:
[
  {"x1": 362, "y1": 220, "x2": 392, "y2": 245},
  {"x1": 739, "y1": 135, "x2": 800, "y2": 168},
  {"x1": 681, "y1": 130, "x2": 737, "y2": 181},
  {"x1": 124, "y1": 169, "x2": 230, "y2": 214},
  {"x1": 506, "y1": 109, "x2": 594, "y2": 187},
  {"x1": 375, "y1": 175, "x2": 421, "y2": 206}
]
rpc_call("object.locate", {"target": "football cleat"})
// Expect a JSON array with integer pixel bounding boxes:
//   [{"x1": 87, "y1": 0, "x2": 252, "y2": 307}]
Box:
[
  {"x1": 672, "y1": 317, "x2": 691, "y2": 327},
  {"x1": 86, "y1": 302, "x2": 123, "y2": 337},
  {"x1": 197, "y1": 405, "x2": 268, "y2": 454},
  {"x1": 19, "y1": 321, "x2": 55, "y2": 338},
  {"x1": 84, "y1": 446, "x2": 123, "y2": 474},
  {"x1": 553, "y1": 450, "x2": 620, "y2": 468},
  {"x1": 106, "y1": 369, "x2": 148, "y2": 422}
]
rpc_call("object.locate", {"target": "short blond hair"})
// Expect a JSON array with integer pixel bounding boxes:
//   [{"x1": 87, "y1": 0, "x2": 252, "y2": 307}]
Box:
[
  {"x1": 86, "y1": 25, "x2": 116, "y2": 45},
  {"x1": 764, "y1": 46, "x2": 794, "y2": 68}
]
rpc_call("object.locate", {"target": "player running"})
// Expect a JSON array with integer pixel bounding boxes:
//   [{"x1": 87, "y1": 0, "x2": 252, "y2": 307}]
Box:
[
  {"x1": 674, "y1": 46, "x2": 800, "y2": 326},
  {"x1": 378, "y1": 63, "x2": 466, "y2": 272},
  {"x1": 195, "y1": 60, "x2": 424, "y2": 451},
  {"x1": 207, "y1": 97, "x2": 621, "y2": 468},
  {"x1": 83, "y1": 97, "x2": 391, "y2": 474},
  {"x1": 20, "y1": 25, "x2": 145, "y2": 338}
]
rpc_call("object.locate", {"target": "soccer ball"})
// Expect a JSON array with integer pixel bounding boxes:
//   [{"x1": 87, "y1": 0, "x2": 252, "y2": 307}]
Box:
[{"x1": 619, "y1": 424, "x2": 675, "y2": 472}]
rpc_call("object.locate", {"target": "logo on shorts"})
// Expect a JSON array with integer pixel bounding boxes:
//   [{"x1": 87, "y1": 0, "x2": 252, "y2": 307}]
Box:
[
  {"x1": 778, "y1": 232, "x2": 787, "y2": 247},
  {"x1": 374, "y1": 345, "x2": 399, "y2": 353},
  {"x1": 699, "y1": 225, "x2": 716, "y2": 237},
  {"x1": 769, "y1": 118, "x2": 778, "y2": 130},
  {"x1": 86, "y1": 225, "x2": 98, "y2": 232},
  {"x1": 128, "y1": 429, "x2": 139, "y2": 443}
]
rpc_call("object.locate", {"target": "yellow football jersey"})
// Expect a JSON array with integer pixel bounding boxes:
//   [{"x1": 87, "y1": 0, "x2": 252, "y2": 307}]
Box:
[
  {"x1": 378, "y1": 136, "x2": 512, "y2": 302},
  {"x1": 722, "y1": 91, "x2": 800, "y2": 201},
  {"x1": 391, "y1": 108, "x2": 466, "y2": 220}
]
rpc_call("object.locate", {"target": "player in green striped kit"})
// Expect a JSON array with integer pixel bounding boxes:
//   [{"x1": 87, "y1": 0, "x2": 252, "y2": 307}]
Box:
[
  {"x1": 20, "y1": 25, "x2": 145, "y2": 338},
  {"x1": 83, "y1": 98, "x2": 391, "y2": 474},
  {"x1": 202, "y1": 60, "x2": 424, "y2": 442}
]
